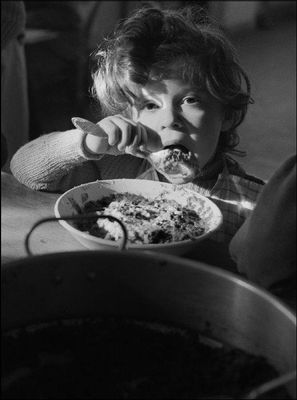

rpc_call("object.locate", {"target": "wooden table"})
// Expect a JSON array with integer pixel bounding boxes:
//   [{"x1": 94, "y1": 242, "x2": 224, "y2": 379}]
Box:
[
  {"x1": 1, "y1": 172, "x2": 87, "y2": 264},
  {"x1": 1, "y1": 172, "x2": 295, "y2": 310},
  {"x1": 1, "y1": 172, "x2": 237, "y2": 270}
]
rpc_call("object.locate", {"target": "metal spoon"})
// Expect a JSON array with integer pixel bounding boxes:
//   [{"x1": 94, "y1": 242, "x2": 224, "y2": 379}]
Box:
[
  {"x1": 71, "y1": 117, "x2": 162, "y2": 154},
  {"x1": 71, "y1": 117, "x2": 198, "y2": 183}
]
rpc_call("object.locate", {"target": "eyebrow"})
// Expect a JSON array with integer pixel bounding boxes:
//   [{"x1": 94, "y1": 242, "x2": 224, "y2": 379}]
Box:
[
  {"x1": 140, "y1": 88, "x2": 163, "y2": 99},
  {"x1": 140, "y1": 88, "x2": 204, "y2": 103},
  {"x1": 135, "y1": 92, "x2": 162, "y2": 107}
]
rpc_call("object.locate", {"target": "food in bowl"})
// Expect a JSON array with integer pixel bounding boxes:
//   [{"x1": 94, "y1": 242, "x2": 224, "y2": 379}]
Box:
[
  {"x1": 2, "y1": 316, "x2": 290, "y2": 399},
  {"x1": 148, "y1": 145, "x2": 200, "y2": 183},
  {"x1": 54, "y1": 179, "x2": 223, "y2": 253},
  {"x1": 76, "y1": 192, "x2": 205, "y2": 245}
]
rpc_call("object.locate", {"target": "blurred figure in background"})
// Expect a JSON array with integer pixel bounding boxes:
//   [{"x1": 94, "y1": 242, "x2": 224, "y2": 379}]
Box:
[
  {"x1": 229, "y1": 154, "x2": 296, "y2": 307},
  {"x1": 1, "y1": 1, "x2": 29, "y2": 171},
  {"x1": 24, "y1": 1, "x2": 82, "y2": 119},
  {"x1": 256, "y1": 1, "x2": 274, "y2": 30}
]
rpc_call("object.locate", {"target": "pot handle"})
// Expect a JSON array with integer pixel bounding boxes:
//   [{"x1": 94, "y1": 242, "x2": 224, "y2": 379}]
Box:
[
  {"x1": 243, "y1": 369, "x2": 296, "y2": 399},
  {"x1": 25, "y1": 213, "x2": 129, "y2": 256}
]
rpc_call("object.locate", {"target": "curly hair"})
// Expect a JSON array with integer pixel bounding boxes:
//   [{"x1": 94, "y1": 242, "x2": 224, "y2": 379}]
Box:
[{"x1": 91, "y1": 5, "x2": 253, "y2": 153}]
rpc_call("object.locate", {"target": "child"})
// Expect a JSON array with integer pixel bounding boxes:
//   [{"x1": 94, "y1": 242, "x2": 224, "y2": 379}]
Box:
[{"x1": 10, "y1": 5, "x2": 265, "y2": 244}]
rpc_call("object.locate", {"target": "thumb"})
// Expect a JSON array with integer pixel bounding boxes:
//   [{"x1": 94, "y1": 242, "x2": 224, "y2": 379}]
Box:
[{"x1": 139, "y1": 124, "x2": 163, "y2": 153}]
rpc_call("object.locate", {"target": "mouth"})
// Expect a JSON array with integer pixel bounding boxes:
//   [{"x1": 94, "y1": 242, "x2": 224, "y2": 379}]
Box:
[
  {"x1": 148, "y1": 143, "x2": 200, "y2": 183},
  {"x1": 163, "y1": 144, "x2": 189, "y2": 153}
]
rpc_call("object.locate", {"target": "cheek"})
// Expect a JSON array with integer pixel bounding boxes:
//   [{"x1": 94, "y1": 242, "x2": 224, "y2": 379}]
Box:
[
  {"x1": 189, "y1": 119, "x2": 223, "y2": 167},
  {"x1": 134, "y1": 112, "x2": 159, "y2": 130},
  {"x1": 187, "y1": 107, "x2": 223, "y2": 129},
  {"x1": 191, "y1": 133, "x2": 219, "y2": 156},
  {"x1": 192, "y1": 138, "x2": 219, "y2": 168}
]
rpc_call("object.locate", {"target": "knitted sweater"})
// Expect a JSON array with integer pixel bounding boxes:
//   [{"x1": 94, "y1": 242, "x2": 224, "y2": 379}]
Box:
[
  {"x1": 1, "y1": 1, "x2": 26, "y2": 49},
  {"x1": 10, "y1": 129, "x2": 151, "y2": 192},
  {"x1": 10, "y1": 128, "x2": 265, "y2": 244}
]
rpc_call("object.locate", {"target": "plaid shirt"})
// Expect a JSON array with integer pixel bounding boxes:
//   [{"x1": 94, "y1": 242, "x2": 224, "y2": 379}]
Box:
[{"x1": 137, "y1": 156, "x2": 265, "y2": 244}]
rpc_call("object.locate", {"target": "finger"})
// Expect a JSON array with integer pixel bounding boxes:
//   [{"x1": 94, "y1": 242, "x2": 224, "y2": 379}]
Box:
[
  {"x1": 133, "y1": 124, "x2": 147, "y2": 153},
  {"x1": 111, "y1": 115, "x2": 139, "y2": 150},
  {"x1": 125, "y1": 124, "x2": 149, "y2": 159},
  {"x1": 115, "y1": 114, "x2": 137, "y2": 128},
  {"x1": 136, "y1": 124, "x2": 147, "y2": 149},
  {"x1": 125, "y1": 141, "x2": 140, "y2": 157},
  {"x1": 125, "y1": 146, "x2": 137, "y2": 157},
  {"x1": 129, "y1": 125, "x2": 142, "y2": 150},
  {"x1": 116, "y1": 122, "x2": 132, "y2": 151},
  {"x1": 115, "y1": 115, "x2": 142, "y2": 147},
  {"x1": 125, "y1": 146, "x2": 150, "y2": 159},
  {"x1": 141, "y1": 124, "x2": 149, "y2": 148},
  {"x1": 99, "y1": 119, "x2": 120, "y2": 146},
  {"x1": 125, "y1": 126, "x2": 148, "y2": 158},
  {"x1": 126, "y1": 138, "x2": 151, "y2": 159}
]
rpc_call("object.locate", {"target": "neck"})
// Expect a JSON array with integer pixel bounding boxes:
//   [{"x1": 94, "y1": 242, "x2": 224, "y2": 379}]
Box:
[
  {"x1": 195, "y1": 152, "x2": 224, "y2": 181},
  {"x1": 157, "y1": 152, "x2": 225, "y2": 188}
]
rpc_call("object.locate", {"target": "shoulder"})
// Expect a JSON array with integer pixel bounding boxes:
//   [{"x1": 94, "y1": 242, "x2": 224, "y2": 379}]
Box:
[
  {"x1": 238, "y1": 172, "x2": 265, "y2": 186},
  {"x1": 254, "y1": 154, "x2": 296, "y2": 213},
  {"x1": 223, "y1": 154, "x2": 265, "y2": 185},
  {"x1": 229, "y1": 155, "x2": 296, "y2": 288}
]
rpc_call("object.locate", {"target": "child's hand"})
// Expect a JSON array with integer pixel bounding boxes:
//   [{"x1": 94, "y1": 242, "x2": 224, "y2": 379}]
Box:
[{"x1": 75, "y1": 115, "x2": 162, "y2": 158}]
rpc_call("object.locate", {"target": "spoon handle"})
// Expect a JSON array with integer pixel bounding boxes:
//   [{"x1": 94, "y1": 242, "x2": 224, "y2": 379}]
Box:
[
  {"x1": 71, "y1": 117, "x2": 107, "y2": 137},
  {"x1": 72, "y1": 116, "x2": 163, "y2": 154}
]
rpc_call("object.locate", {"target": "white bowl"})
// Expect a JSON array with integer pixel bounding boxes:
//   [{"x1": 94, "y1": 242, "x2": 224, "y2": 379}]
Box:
[{"x1": 54, "y1": 179, "x2": 223, "y2": 255}]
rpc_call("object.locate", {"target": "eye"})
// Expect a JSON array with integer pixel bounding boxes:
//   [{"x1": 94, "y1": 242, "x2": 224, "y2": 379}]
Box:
[
  {"x1": 183, "y1": 96, "x2": 200, "y2": 105},
  {"x1": 143, "y1": 102, "x2": 159, "y2": 111}
]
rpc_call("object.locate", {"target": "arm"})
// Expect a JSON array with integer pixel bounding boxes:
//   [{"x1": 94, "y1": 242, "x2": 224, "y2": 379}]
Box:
[
  {"x1": 10, "y1": 115, "x2": 160, "y2": 192},
  {"x1": 10, "y1": 129, "x2": 104, "y2": 192}
]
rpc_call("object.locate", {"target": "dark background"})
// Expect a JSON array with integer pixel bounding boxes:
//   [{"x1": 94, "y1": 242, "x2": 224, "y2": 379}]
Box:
[{"x1": 24, "y1": 0, "x2": 296, "y2": 181}]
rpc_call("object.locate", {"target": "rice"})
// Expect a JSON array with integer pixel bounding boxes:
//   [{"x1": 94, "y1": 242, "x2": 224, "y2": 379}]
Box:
[{"x1": 77, "y1": 192, "x2": 205, "y2": 244}]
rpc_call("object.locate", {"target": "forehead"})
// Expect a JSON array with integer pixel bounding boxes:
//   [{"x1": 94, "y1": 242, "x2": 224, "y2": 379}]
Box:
[
  {"x1": 149, "y1": 56, "x2": 205, "y2": 83},
  {"x1": 140, "y1": 78, "x2": 196, "y2": 97}
]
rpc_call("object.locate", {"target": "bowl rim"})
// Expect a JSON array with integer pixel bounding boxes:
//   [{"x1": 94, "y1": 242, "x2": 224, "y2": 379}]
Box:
[{"x1": 54, "y1": 179, "x2": 223, "y2": 249}]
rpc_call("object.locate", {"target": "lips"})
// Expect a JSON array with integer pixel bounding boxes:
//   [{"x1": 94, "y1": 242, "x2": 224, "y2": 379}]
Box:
[{"x1": 163, "y1": 144, "x2": 189, "y2": 153}]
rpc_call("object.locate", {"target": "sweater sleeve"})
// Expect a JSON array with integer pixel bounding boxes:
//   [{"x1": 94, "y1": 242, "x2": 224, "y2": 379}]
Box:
[{"x1": 10, "y1": 129, "x2": 104, "y2": 191}]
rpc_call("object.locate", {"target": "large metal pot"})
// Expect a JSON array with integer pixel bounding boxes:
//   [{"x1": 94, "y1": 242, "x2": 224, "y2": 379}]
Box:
[{"x1": 2, "y1": 251, "x2": 296, "y2": 397}]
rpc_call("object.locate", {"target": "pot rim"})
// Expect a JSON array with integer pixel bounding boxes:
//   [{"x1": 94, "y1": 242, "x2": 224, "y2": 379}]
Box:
[{"x1": 2, "y1": 250, "x2": 296, "y2": 325}]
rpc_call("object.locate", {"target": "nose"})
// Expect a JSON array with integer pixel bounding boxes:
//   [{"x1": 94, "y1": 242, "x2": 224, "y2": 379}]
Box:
[{"x1": 160, "y1": 106, "x2": 182, "y2": 130}]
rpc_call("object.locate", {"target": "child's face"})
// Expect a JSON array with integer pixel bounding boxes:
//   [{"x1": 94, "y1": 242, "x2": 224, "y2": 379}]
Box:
[{"x1": 132, "y1": 78, "x2": 229, "y2": 168}]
